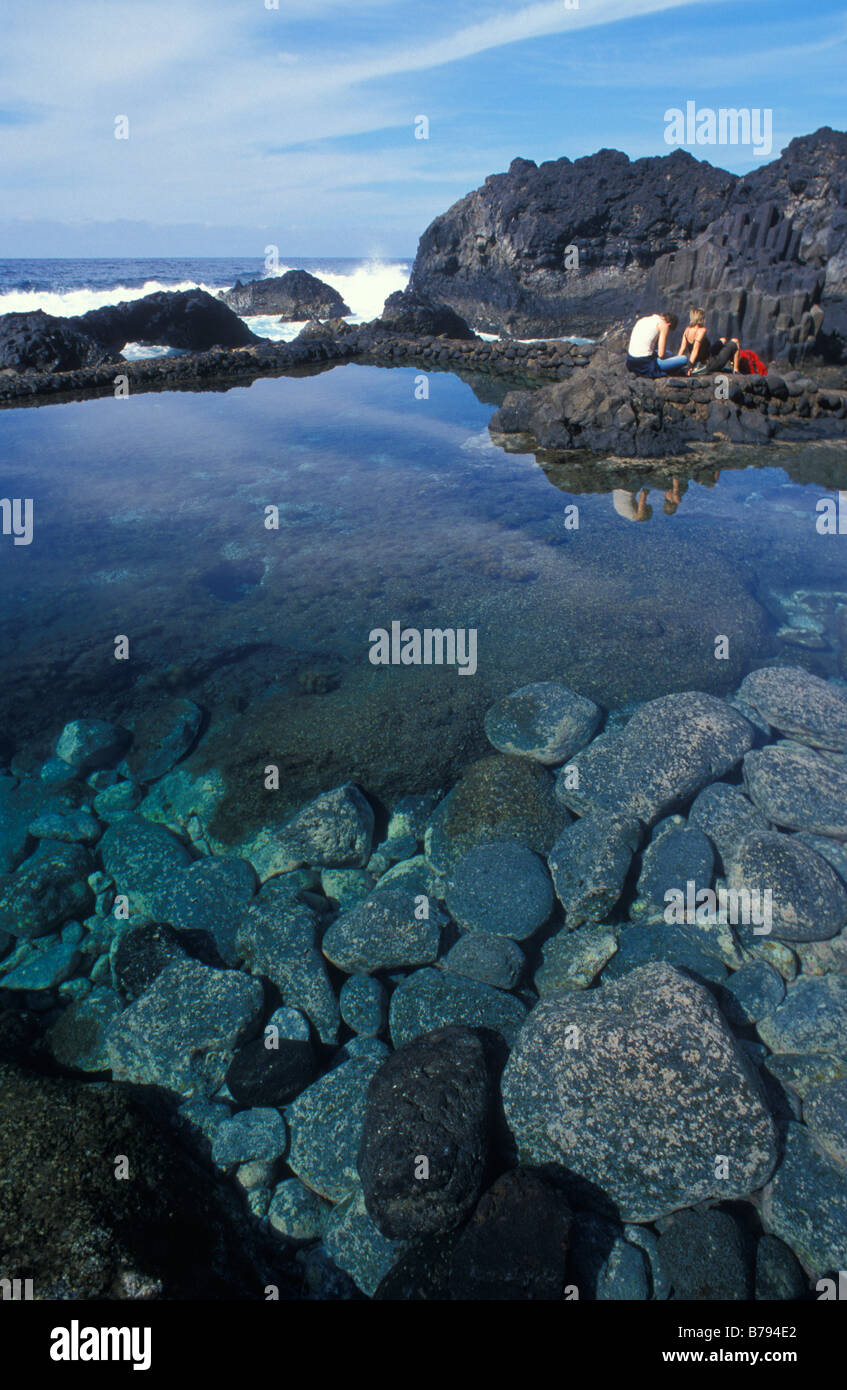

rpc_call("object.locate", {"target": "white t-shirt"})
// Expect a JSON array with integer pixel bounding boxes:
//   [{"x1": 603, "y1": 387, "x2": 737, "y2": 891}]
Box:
[{"x1": 628, "y1": 314, "x2": 664, "y2": 358}]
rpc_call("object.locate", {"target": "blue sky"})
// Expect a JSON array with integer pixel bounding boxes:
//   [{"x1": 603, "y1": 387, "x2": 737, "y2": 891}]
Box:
[{"x1": 0, "y1": 0, "x2": 845, "y2": 257}]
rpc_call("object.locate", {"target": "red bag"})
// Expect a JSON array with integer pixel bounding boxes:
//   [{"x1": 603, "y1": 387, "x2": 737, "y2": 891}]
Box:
[{"x1": 737, "y1": 349, "x2": 768, "y2": 375}]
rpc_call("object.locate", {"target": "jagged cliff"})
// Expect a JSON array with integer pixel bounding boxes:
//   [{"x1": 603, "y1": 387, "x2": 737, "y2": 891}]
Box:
[{"x1": 408, "y1": 128, "x2": 847, "y2": 361}]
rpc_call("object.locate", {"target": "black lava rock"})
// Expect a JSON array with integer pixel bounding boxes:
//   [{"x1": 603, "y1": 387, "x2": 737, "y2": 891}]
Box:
[
  {"x1": 357, "y1": 1024, "x2": 493, "y2": 1239},
  {"x1": 225, "y1": 1036, "x2": 318, "y2": 1107},
  {"x1": 112, "y1": 921, "x2": 190, "y2": 1000},
  {"x1": 447, "y1": 1168, "x2": 573, "y2": 1300}
]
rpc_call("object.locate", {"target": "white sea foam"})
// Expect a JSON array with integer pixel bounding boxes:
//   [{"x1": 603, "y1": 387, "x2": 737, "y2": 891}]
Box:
[
  {"x1": 0, "y1": 279, "x2": 228, "y2": 318},
  {"x1": 0, "y1": 261, "x2": 411, "y2": 339}
]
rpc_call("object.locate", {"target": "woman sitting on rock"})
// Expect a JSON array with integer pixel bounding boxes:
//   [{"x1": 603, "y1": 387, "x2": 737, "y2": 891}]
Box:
[
  {"x1": 677, "y1": 307, "x2": 712, "y2": 370},
  {"x1": 680, "y1": 309, "x2": 741, "y2": 376},
  {"x1": 626, "y1": 312, "x2": 689, "y2": 377}
]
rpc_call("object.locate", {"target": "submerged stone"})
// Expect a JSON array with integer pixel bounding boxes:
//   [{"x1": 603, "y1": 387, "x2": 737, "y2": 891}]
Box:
[
  {"x1": 0, "y1": 840, "x2": 94, "y2": 939},
  {"x1": 739, "y1": 665, "x2": 847, "y2": 751},
  {"x1": 389, "y1": 966, "x2": 527, "y2": 1048},
  {"x1": 322, "y1": 888, "x2": 443, "y2": 973},
  {"x1": 124, "y1": 697, "x2": 204, "y2": 782},
  {"x1": 105, "y1": 958, "x2": 263, "y2": 1096},
  {"x1": 548, "y1": 813, "x2": 640, "y2": 927},
  {"x1": 442, "y1": 932, "x2": 525, "y2": 990},
  {"x1": 237, "y1": 902, "x2": 339, "y2": 1044},
  {"x1": 99, "y1": 816, "x2": 192, "y2": 915},
  {"x1": 445, "y1": 840, "x2": 553, "y2": 940},
  {"x1": 484, "y1": 681, "x2": 601, "y2": 766},
  {"x1": 55, "y1": 719, "x2": 131, "y2": 775},
  {"x1": 761, "y1": 1122, "x2": 847, "y2": 1276},
  {"x1": 501, "y1": 961, "x2": 777, "y2": 1222},
  {"x1": 727, "y1": 830, "x2": 847, "y2": 942},
  {"x1": 426, "y1": 755, "x2": 569, "y2": 874},
  {"x1": 757, "y1": 975, "x2": 847, "y2": 1056},
  {"x1": 357, "y1": 1026, "x2": 492, "y2": 1240},
  {"x1": 557, "y1": 692, "x2": 755, "y2": 825},
  {"x1": 743, "y1": 743, "x2": 847, "y2": 836},
  {"x1": 688, "y1": 782, "x2": 771, "y2": 870},
  {"x1": 286, "y1": 1055, "x2": 383, "y2": 1203}
]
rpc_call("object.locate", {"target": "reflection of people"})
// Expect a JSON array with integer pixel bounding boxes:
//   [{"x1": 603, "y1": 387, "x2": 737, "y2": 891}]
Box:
[
  {"x1": 612, "y1": 488, "x2": 653, "y2": 521},
  {"x1": 626, "y1": 313, "x2": 689, "y2": 377},
  {"x1": 663, "y1": 476, "x2": 687, "y2": 514}
]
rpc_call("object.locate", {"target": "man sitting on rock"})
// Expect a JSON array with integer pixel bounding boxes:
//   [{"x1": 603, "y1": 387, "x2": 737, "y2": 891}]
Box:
[{"x1": 626, "y1": 312, "x2": 689, "y2": 377}]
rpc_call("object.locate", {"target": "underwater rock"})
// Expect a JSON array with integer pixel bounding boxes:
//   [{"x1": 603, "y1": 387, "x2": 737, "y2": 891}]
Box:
[
  {"x1": 322, "y1": 1184, "x2": 409, "y2": 1298},
  {"x1": 358, "y1": 1026, "x2": 492, "y2": 1239},
  {"x1": 425, "y1": 754, "x2": 569, "y2": 874},
  {"x1": 111, "y1": 920, "x2": 192, "y2": 1000},
  {"x1": 634, "y1": 825, "x2": 715, "y2": 914},
  {"x1": 268, "y1": 1178, "x2": 331, "y2": 1244},
  {"x1": 45, "y1": 986, "x2": 124, "y2": 1071},
  {"x1": 447, "y1": 1169, "x2": 572, "y2": 1301},
  {"x1": 0, "y1": 840, "x2": 94, "y2": 939},
  {"x1": 150, "y1": 855, "x2": 256, "y2": 965},
  {"x1": 754, "y1": 1234, "x2": 810, "y2": 1301},
  {"x1": 761, "y1": 1122, "x2": 847, "y2": 1276},
  {"x1": 720, "y1": 960, "x2": 786, "y2": 1027},
  {"x1": 322, "y1": 887, "x2": 443, "y2": 973},
  {"x1": 99, "y1": 815, "x2": 192, "y2": 915},
  {"x1": 0, "y1": 939, "x2": 80, "y2": 991},
  {"x1": 743, "y1": 743, "x2": 847, "y2": 836},
  {"x1": 557, "y1": 692, "x2": 755, "y2": 826},
  {"x1": 28, "y1": 807, "x2": 101, "y2": 844},
  {"x1": 253, "y1": 783, "x2": 375, "y2": 879},
  {"x1": 225, "y1": 1036, "x2": 317, "y2": 1107},
  {"x1": 211, "y1": 1108, "x2": 288, "y2": 1170},
  {"x1": 501, "y1": 962, "x2": 777, "y2": 1222},
  {"x1": 655, "y1": 1208, "x2": 754, "y2": 1301},
  {"x1": 757, "y1": 975, "x2": 847, "y2": 1056},
  {"x1": 0, "y1": 773, "x2": 85, "y2": 873},
  {"x1": 339, "y1": 973, "x2": 388, "y2": 1036},
  {"x1": 534, "y1": 924, "x2": 618, "y2": 993},
  {"x1": 105, "y1": 958, "x2": 263, "y2": 1096},
  {"x1": 804, "y1": 1078, "x2": 847, "y2": 1168},
  {"x1": 548, "y1": 812, "x2": 640, "y2": 927},
  {"x1": 727, "y1": 829, "x2": 847, "y2": 941},
  {"x1": 688, "y1": 782, "x2": 771, "y2": 870},
  {"x1": 286, "y1": 1055, "x2": 383, "y2": 1203},
  {"x1": 483, "y1": 681, "x2": 601, "y2": 766},
  {"x1": 442, "y1": 932, "x2": 525, "y2": 990},
  {"x1": 55, "y1": 718, "x2": 131, "y2": 774},
  {"x1": 237, "y1": 902, "x2": 340, "y2": 1044},
  {"x1": 445, "y1": 840, "x2": 553, "y2": 940},
  {"x1": 389, "y1": 966, "x2": 527, "y2": 1048},
  {"x1": 739, "y1": 665, "x2": 847, "y2": 751},
  {"x1": 0, "y1": 1059, "x2": 299, "y2": 1298},
  {"x1": 124, "y1": 697, "x2": 204, "y2": 782}
]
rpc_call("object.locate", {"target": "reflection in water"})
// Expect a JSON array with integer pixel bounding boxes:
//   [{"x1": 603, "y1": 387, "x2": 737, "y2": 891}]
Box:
[{"x1": 1, "y1": 363, "x2": 847, "y2": 824}]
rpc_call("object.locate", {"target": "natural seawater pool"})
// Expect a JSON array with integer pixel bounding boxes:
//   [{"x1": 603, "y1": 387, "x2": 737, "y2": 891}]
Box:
[{"x1": 2, "y1": 362, "x2": 847, "y2": 825}]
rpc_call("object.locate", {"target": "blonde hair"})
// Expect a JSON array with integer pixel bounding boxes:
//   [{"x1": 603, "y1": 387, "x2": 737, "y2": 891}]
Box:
[{"x1": 689, "y1": 307, "x2": 706, "y2": 327}]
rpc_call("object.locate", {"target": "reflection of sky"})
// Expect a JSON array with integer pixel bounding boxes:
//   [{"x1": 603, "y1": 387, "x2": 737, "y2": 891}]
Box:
[{"x1": 2, "y1": 363, "x2": 847, "y2": 728}]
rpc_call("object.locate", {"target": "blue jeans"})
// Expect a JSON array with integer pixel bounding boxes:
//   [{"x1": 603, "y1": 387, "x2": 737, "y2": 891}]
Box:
[
  {"x1": 654, "y1": 354, "x2": 689, "y2": 373},
  {"x1": 626, "y1": 352, "x2": 688, "y2": 378}
]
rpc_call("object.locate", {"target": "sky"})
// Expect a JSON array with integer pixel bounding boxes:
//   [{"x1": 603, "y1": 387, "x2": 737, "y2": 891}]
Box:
[{"x1": 0, "y1": 0, "x2": 845, "y2": 258}]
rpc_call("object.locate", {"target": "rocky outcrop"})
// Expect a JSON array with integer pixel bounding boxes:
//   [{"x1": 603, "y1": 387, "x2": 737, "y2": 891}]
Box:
[
  {"x1": 220, "y1": 269, "x2": 350, "y2": 319},
  {"x1": 0, "y1": 288, "x2": 260, "y2": 373},
  {"x1": 409, "y1": 128, "x2": 847, "y2": 358},
  {"x1": 76, "y1": 288, "x2": 260, "y2": 353},
  {"x1": 0, "y1": 311, "x2": 115, "y2": 371},
  {"x1": 489, "y1": 351, "x2": 847, "y2": 457},
  {"x1": 409, "y1": 148, "x2": 734, "y2": 337},
  {"x1": 378, "y1": 290, "x2": 477, "y2": 340},
  {"x1": 641, "y1": 204, "x2": 824, "y2": 363}
]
